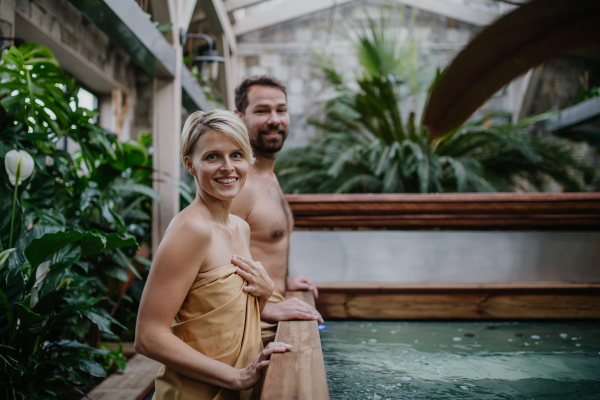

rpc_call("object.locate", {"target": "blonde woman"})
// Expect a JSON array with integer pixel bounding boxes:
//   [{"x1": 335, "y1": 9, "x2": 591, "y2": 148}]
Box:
[{"x1": 135, "y1": 109, "x2": 291, "y2": 400}]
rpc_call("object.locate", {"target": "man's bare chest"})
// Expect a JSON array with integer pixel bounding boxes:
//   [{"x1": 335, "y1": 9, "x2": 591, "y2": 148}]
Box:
[{"x1": 247, "y1": 184, "x2": 293, "y2": 241}]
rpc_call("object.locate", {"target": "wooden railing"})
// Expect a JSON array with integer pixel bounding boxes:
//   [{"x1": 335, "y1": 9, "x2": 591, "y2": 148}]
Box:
[
  {"x1": 286, "y1": 193, "x2": 600, "y2": 230},
  {"x1": 260, "y1": 291, "x2": 329, "y2": 400}
]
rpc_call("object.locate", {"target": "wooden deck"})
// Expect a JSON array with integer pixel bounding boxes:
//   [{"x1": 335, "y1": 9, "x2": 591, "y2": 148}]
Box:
[
  {"x1": 315, "y1": 282, "x2": 600, "y2": 320},
  {"x1": 286, "y1": 193, "x2": 600, "y2": 230},
  {"x1": 260, "y1": 291, "x2": 330, "y2": 400},
  {"x1": 81, "y1": 354, "x2": 160, "y2": 400}
]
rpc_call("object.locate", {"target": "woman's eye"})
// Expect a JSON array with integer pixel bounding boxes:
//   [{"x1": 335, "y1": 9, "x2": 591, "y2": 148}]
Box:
[
  {"x1": 231, "y1": 152, "x2": 242, "y2": 159},
  {"x1": 207, "y1": 154, "x2": 217, "y2": 160}
]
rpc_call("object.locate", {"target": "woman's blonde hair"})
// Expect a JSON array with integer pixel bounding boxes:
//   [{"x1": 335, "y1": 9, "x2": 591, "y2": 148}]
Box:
[{"x1": 181, "y1": 109, "x2": 255, "y2": 164}]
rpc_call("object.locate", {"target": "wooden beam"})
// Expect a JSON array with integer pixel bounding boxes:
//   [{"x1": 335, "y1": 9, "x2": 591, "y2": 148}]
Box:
[
  {"x1": 224, "y1": 0, "x2": 268, "y2": 12},
  {"x1": 233, "y1": 0, "x2": 354, "y2": 37},
  {"x1": 197, "y1": 0, "x2": 237, "y2": 54},
  {"x1": 233, "y1": 0, "x2": 500, "y2": 36},
  {"x1": 315, "y1": 282, "x2": 600, "y2": 320},
  {"x1": 261, "y1": 292, "x2": 329, "y2": 400},
  {"x1": 180, "y1": 0, "x2": 199, "y2": 32},
  {"x1": 14, "y1": 10, "x2": 130, "y2": 95},
  {"x1": 82, "y1": 354, "x2": 160, "y2": 400},
  {"x1": 286, "y1": 193, "x2": 600, "y2": 230}
]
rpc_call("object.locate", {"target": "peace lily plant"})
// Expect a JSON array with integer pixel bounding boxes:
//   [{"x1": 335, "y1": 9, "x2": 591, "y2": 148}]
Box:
[{"x1": 0, "y1": 44, "x2": 160, "y2": 399}]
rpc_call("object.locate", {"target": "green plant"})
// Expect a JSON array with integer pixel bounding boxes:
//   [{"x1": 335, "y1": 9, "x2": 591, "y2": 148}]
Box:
[
  {"x1": 275, "y1": 14, "x2": 595, "y2": 193},
  {"x1": 0, "y1": 43, "x2": 160, "y2": 398}
]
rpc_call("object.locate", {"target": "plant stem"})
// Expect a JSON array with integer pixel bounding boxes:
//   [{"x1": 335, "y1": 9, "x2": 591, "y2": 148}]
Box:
[{"x1": 9, "y1": 163, "x2": 21, "y2": 249}]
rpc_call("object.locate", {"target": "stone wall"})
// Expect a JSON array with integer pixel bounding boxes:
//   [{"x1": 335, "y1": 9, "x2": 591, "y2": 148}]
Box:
[
  {"x1": 235, "y1": 0, "x2": 504, "y2": 148},
  {"x1": 1, "y1": 0, "x2": 154, "y2": 140}
]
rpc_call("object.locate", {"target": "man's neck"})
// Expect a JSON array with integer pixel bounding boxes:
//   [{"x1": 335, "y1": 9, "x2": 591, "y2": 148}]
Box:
[{"x1": 252, "y1": 149, "x2": 277, "y2": 173}]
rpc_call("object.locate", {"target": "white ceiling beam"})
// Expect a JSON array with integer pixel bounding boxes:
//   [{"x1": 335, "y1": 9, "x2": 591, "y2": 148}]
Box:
[
  {"x1": 394, "y1": 0, "x2": 499, "y2": 26},
  {"x1": 233, "y1": 0, "x2": 354, "y2": 36},
  {"x1": 196, "y1": 0, "x2": 237, "y2": 53},
  {"x1": 233, "y1": 0, "x2": 501, "y2": 36},
  {"x1": 180, "y1": 0, "x2": 199, "y2": 32},
  {"x1": 224, "y1": 0, "x2": 269, "y2": 12}
]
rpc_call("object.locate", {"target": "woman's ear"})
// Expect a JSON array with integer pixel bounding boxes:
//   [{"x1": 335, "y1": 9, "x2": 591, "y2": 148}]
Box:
[{"x1": 183, "y1": 155, "x2": 195, "y2": 175}]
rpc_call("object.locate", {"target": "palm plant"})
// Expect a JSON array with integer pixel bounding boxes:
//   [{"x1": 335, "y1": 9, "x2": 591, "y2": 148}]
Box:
[{"x1": 275, "y1": 14, "x2": 595, "y2": 193}]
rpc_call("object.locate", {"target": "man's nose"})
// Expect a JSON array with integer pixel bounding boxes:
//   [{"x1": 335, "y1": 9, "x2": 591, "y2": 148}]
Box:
[{"x1": 267, "y1": 110, "x2": 281, "y2": 126}]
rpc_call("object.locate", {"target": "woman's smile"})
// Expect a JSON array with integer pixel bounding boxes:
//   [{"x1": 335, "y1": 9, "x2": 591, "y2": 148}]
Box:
[{"x1": 215, "y1": 176, "x2": 239, "y2": 186}]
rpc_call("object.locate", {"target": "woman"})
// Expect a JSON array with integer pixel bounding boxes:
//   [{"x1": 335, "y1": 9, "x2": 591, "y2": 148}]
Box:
[{"x1": 135, "y1": 109, "x2": 291, "y2": 400}]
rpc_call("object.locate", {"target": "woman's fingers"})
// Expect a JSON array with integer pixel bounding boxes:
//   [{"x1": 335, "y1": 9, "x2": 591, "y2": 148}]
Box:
[{"x1": 235, "y1": 267, "x2": 253, "y2": 282}]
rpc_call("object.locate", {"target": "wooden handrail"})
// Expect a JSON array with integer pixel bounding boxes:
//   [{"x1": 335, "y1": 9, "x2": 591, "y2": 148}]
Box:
[
  {"x1": 286, "y1": 193, "x2": 600, "y2": 230},
  {"x1": 260, "y1": 291, "x2": 329, "y2": 400},
  {"x1": 315, "y1": 282, "x2": 600, "y2": 320}
]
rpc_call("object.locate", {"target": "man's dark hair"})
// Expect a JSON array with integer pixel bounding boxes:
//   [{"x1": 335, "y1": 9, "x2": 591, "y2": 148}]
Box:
[{"x1": 234, "y1": 75, "x2": 287, "y2": 114}]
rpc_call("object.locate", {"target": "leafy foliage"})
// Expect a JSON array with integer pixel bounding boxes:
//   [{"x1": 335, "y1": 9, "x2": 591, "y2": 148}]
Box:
[
  {"x1": 0, "y1": 43, "x2": 159, "y2": 398},
  {"x1": 275, "y1": 15, "x2": 595, "y2": 194}
]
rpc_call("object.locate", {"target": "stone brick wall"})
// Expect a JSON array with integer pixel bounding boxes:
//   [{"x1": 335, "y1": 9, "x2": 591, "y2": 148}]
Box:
[{"x1": 236, "y1": 0, "x2": 503, "y2": 148}]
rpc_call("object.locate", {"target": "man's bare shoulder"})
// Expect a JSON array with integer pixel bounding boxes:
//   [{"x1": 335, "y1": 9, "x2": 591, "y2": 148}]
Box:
[{"x1": 231, "y1": 175, "x2": 258, "y2": 220}]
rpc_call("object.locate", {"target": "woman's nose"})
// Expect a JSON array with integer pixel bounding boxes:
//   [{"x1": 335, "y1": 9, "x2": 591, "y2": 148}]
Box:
[{"x1": 220, "y1": 158, "x2": 234, "y2": 171}]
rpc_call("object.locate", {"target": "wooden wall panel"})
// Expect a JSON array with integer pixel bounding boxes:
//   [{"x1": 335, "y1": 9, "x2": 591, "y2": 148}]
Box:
[
  {"x1": 315, "y1": 282, "x2": 600, "y2": 320},
  {"x1": 286, "y1": 193, "x2": 600, "y2": 230}
]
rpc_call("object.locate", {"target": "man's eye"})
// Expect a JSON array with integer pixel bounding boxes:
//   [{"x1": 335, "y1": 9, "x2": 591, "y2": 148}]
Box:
[{"x1": 278, "y1": 109, "x2": 287, "y2": 113}]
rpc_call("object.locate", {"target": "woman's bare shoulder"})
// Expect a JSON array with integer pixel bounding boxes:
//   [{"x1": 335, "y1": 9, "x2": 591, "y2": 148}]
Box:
[{"x1": 162, "y1": 208, "x2": 212, "y2": 248}]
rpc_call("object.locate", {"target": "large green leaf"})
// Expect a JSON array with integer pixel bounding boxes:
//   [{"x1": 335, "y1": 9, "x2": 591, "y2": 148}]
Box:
[
  {"x1": 423, "y1": 0, "x2": 600, "y2": 137},
  {"x1": 25, "y1": 230, "x2": 105, "y2": 268}
]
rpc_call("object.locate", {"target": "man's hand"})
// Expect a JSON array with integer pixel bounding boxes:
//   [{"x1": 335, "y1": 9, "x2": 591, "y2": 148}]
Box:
[
  {"x1": 261, "y1": 298, "x2": 324, "y2": 324},
  {"x1": 287, "y1": 276, "x2": 319, "y2": 298}
]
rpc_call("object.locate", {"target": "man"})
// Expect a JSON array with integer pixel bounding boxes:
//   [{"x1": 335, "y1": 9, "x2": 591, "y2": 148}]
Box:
[{"x1": 231, "y1": 76, "x2": 323, "y2": 344}]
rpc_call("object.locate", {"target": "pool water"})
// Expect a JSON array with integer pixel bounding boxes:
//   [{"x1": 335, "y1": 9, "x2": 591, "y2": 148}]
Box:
[{"x1": 319, "y1": 321, "x2": 600, "y2": 400}]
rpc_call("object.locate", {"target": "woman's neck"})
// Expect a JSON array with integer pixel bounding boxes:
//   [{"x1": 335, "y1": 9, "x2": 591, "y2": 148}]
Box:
[{"x1": 196, "y1": 189, "x2": 233, "y2": 225}]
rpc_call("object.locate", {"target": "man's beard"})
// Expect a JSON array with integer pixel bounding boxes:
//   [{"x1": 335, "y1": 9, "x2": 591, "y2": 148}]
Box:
[{"x1": 251, "y1": 129, "x2": 287, "y2": 154}]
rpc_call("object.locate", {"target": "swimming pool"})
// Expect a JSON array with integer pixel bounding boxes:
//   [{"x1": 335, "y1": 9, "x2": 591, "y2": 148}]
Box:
[{"x1": 319, "y1": 321, "x2": 600, "y2": 399}]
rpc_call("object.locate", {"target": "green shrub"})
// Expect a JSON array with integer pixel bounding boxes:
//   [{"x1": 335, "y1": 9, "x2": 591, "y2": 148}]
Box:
[
  {"x1": 0, "y1": 43, "x2": 158, "y2": 398},
  {"x1": 276, "y1": 15, "x2": 595, "y2": 193}
]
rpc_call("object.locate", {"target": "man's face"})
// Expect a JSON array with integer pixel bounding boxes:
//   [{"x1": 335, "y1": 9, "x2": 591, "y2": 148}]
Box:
[{"x1": 239, "y1": 85, "x2": 289, "y2": 154}]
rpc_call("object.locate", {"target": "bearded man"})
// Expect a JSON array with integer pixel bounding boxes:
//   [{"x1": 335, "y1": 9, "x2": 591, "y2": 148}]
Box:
[{"x1": 231, "y1": 76, "x2": 323, "y2": 344}]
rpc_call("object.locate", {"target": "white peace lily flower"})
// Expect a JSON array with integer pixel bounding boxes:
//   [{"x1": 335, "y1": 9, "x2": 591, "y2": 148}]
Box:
[
  {"x1": 0, "y1": 248, "x2": 15, "y2": 268},
  {"x1": 36, "y1": 261, "x2": 51, "y2": 281},
  {"x1": 30, "y1": 261, "x2": 50, "y2": 309},
  {"x1": 5, "y1": 149, "x2": 35, "y2": 186}
]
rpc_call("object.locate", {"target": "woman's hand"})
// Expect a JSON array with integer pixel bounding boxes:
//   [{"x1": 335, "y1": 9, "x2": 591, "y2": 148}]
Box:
[
  {"x1": 232, "y1": 255, "x2": 274, "y2": 301},
  {"x1": 234, "y1": 342, "x2": 292, "y2": 390}
]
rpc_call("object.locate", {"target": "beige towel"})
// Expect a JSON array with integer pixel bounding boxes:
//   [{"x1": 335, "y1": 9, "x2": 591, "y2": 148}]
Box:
[
  {"x1": 153, "y1": 264, "x2": 262, "y2": 400},
  {"x1": 260, "y1": 290, "x2": 285, "y2": 346}
]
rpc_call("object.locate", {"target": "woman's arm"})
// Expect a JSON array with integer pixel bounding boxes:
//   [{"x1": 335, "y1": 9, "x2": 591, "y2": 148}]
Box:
[{"x1": 134, "y1": 218, "x2": 284, "y2": 390}]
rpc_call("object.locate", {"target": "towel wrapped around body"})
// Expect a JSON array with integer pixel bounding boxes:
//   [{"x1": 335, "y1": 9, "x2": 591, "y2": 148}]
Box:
[
  {"x1": 153, "y1": 264, "x2": 263, "y2": 400},
  {"x1": 259, "y1": 290, "x2": 285, "y2": 346}
]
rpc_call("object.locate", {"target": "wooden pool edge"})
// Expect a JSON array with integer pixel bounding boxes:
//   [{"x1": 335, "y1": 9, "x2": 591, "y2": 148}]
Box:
[
  {"x1": 260, "y1": 291, "x2": 330, "y2": 400},
  {"x1": 315, "y1": 282, "x2": 600, "y2": 320}
]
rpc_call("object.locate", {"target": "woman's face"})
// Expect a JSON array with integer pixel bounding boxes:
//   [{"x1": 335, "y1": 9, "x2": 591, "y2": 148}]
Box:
[{"x1": 185, "y1": 130, "x2": 248, "y2": 201}]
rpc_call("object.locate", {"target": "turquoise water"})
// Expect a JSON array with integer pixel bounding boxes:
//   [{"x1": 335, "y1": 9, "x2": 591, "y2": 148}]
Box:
[{"x1": 319, "y1": 321, "x2": 600, "y2": 400}]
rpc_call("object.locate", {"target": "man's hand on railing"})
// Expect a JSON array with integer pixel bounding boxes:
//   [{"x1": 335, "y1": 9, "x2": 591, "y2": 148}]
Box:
[
  {"x1": 287, "y1": 276, "x2": 319, "y2": 298},
  {"x1": 261, "y1": 297, "x2": 324, "y2": 324}
]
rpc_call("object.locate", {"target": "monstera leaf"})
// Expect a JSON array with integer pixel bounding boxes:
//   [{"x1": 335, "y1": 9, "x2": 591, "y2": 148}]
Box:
[{"x1": 423, "y1": 0, "x2": 600, "y2": 137}]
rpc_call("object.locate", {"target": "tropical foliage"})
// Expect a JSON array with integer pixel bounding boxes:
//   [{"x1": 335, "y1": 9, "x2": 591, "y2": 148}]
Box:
[
  {"x1": 275, "y1": 16, "x2": 595, "y2": 193},
  {"x1": 0, "y1": 43, "x2": 158, "y2": 399}
]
